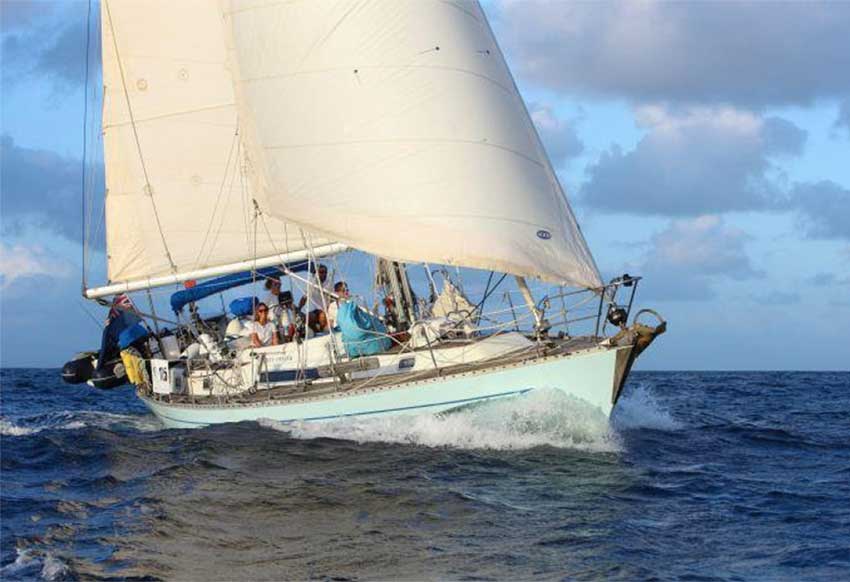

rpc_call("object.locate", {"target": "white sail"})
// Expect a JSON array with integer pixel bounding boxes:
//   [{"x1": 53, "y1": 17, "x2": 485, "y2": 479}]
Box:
[
  {"x1": 222, "y1": 0, "x2": 602, "y2": 289},
  {"x1": 99, "y1": 0, "x2": 333, "y2": 289}
]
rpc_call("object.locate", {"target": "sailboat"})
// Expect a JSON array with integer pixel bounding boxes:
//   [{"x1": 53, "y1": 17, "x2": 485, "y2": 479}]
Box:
[{"x1": 64, "y1": 0, "x2": 665, "y2": 429}]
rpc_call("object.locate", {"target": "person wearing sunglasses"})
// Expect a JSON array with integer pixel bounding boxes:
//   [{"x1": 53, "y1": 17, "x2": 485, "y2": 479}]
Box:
[{"x1": 250, "y1": 302, "x2": 280, "y2": 347}]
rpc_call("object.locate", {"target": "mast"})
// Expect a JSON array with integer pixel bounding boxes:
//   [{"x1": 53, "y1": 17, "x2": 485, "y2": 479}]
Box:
[{"x1": 375, "y1": 259, "x2": 416, "y2": 331}]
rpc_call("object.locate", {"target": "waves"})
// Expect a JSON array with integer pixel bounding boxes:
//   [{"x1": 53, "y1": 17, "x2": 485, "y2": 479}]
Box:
[
  {"x1": 260, "y1": 384, "x2": 680, "y2": 452},
  {"x1": 613, "y1": 382, "x2": 682, "y2": 431},
  {"x1": 261, "y1": 387, "x2": 618, "y2": 451},
  {"x1": 0, "y1": 550, "x2": 70, "y2": 582},
  {"x1": 0, "y1": 410, "x2": 161, "y2": 437},
  {"x1": 3, "y1": 369, "x2": 849, "y2": 580},
  {"x1": 0, "y1": 376, "x2": 682, "y2": 457},
  {"x1": 0, "y1": 419, "x2": 38, "y2": 436}
]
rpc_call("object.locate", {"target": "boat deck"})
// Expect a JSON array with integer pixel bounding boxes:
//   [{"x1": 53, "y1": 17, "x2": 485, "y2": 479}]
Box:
[{"x1": 144, "y1": 335, "x2": 605, "y2": 408}]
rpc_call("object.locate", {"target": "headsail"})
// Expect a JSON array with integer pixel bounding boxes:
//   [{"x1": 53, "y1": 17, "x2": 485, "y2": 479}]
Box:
[
  {"x1": 96, "y1": 0, "x2": 335, "y2": 294},
  {"x1": 222, "y1": 0, "x2": 602, "y2": 289}
]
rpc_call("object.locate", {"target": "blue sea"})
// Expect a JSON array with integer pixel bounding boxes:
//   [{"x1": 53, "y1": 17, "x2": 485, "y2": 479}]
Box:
[{"x1": 1, "y1": 369, "x2": 848, "y2": 581}]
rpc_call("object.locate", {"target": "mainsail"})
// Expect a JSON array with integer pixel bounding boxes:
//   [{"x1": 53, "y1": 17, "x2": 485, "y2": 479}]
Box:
[
  {"x1": 94, "y1": 0, "x2": 337, "y2": 296},
  {"x1": 222, "y1": 0, "x2": 602, "y2": 289}
]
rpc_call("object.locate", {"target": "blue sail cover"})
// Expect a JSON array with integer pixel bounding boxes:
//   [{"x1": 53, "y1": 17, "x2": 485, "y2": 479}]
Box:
[{"x1": 170, "y1": 261, "x2": 309, "y2": 313}]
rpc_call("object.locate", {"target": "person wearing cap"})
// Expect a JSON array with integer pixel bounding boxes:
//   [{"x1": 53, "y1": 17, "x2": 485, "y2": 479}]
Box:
[{"x1": 276, "y1": 290, "x2": 301, "y2": 342}]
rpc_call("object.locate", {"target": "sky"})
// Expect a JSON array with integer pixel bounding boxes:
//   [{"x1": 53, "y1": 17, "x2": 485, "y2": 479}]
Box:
[{"x1": 1, "y1": 0, "x2": 849, "y2": 370}]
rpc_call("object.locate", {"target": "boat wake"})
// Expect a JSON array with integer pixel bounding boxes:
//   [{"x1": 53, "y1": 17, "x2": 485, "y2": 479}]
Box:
[
  {"x1": 260, "y1": 388, "x2": 620, "y2": 452},
  {"x1": 0, "y1": 411, "x2": 161, "y2": 437},
  {"x1": 613, "y1": 382, "x2": 681, "y2": 431}
]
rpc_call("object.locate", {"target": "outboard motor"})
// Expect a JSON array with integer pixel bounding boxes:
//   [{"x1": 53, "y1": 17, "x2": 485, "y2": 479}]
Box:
[
  {"x1": 61, "y1": 352, "x2": 96, "y2": 384},
  {"x1": 90, "y1": 358, "x2": 129, "y2": 390}
]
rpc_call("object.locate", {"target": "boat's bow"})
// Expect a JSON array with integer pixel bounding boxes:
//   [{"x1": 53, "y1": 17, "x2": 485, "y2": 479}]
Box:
[{"x1": 609, "y1": 309, "x2": 667, "y2": 405}]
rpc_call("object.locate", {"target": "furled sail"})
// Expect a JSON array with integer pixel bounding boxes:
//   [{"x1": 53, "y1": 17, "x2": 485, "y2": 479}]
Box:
[
  {"x1": 97, "y1": 0, "x2": 335, "y2": 292},
  {"x1": 222, "y1": 0, "x2": 602, "y2": 289}
]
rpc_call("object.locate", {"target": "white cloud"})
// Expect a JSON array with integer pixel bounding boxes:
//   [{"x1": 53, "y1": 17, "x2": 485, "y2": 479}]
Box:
[
  {"x1": 0, "y1": 243, "x2": 72, "y2": 289},
  {"x1": 647, "y1": 216, "x2": 756, "y2": 277},
  {"x1": 626, "y1": 215, "x2": 760, "y2": 300},
  {"x1": 528, "y1": 102, "x2": 584, "y2": 168},
  {"x1": 580, "y1": 105, "x2": 805, "y2": 216}
]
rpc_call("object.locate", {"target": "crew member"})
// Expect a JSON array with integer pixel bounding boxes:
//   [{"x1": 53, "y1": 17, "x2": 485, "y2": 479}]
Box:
[
  {"x1": 276, "y1": 291, "x2": 300, "y2": 342},
  {"x1": 249, "y1": 302, "x2": 279, "y2": 347},
  {"x1": 299, "y1": 264, "x2": 332, "y2": 333},
  {"x1": 326, "y1": 281, "x2": 350, "y2": 330},
  {"x1": 263, "y1": 277, "x2": 282, "y2": 321}
]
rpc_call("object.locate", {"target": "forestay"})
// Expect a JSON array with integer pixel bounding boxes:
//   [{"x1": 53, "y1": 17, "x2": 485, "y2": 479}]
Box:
[
  {"x1": 99, "y1": 0, "x2": 334, "y2": 289},
  {"x1": 222, "y1": 0, "x2": 602, "y2": 289}
]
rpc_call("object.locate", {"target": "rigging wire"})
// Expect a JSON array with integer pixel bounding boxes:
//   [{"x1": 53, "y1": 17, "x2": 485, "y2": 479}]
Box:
[
  {"x1": 202, "y1": 139, "x2": 243, "y2": 268},
  {"x1": 78, "y1": 301, "x2": 103, "y2": 330},
  {"x1": 80, "y1": 0, "x2": 93, "y2": 291},
  {"x1": 477, "y1": 0, "x2": 601, "y2": 284},
  {"x1": 194, "y1": 127, "x2": 241, "y2": 270},
  {"x1": 86, "y1": 71, "x2": 105, "y2": 256}
]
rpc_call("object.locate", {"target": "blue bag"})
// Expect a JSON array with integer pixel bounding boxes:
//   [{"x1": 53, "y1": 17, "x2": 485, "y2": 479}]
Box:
[
  {"x1": 337, "y1": 302, "x2": 392, "y2": 357},
  {"x1": 118, "y1": 323, "x2": 149, "y2": 350},
  {"x1": 229, "y1": 297, "x2": 259, "y2": 318}
]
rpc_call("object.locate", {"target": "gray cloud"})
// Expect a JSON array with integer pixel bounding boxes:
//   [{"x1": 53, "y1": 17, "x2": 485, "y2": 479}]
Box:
[
  {"x1": 752, "y1": 291, "x2": 801, "y2": 306},
  {"x1": 528, "y1": 102, "x2": 584, "y2": 168},
  {"x1": 580, "y1": 106, "x2": 805, "y2": 216},
  {"x1": 808, "y1": 272, "x2": 850, "y2": 287},
  {"x1": 626, "y1": 215, "x2": 761, "y2": 301},
  {"x1": 494, "y1": 0, "x2": 850, "y2": 107},
  {"x1": 1, "y1": 263, "x2": 102, "y2": 366},
  {"x1": 34, "y1": 15, "x2": 89, "y2": 87},
  {"x1": 1, "y1": 1, "x2": 93, "y2": 91},
  {"x1": 791, "y1": 181, "x2": 850, "y2": 240},
  {"x1": 0, "y1": 134, "x2": 104, "y2": 247},
  {"x1": 0, "y1": 1, "x2": 48, "y2": 32},
  {"x1": 834, "y1": 100, "x2": 850, "y2": 139}
]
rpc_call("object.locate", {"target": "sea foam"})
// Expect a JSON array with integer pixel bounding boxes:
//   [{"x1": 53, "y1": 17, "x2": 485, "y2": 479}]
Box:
[
  {"x1": 0, "y1": 411, "x2": 161, "y2": 436},
  {"x1": 613, "y1": 382, "x2": 681, "y2": 431},
  {"x1": 0, "y1": 549, "x2": 70, "y2": 581},
  {"x1": 0, "y1": 419, "x2": 38, "y2": 436},
  {"x1": 260, "y1": 387, "x2": 620, "y2": 452}
]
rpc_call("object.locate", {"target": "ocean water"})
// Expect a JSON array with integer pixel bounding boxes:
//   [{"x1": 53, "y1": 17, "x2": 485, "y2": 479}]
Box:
[{"x1": 1, "y1": 369, "x2": 848, "y2": 581}]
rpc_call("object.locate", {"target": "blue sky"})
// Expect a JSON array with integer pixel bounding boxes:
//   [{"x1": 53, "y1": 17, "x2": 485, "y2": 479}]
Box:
[{"x1": 1, "y1": 1, "x2": 849, "y2": 369}]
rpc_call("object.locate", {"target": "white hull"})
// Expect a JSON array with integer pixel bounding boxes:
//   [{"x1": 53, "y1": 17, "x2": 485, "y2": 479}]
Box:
[{"x1": 141, "y1": 343, "x2": 633, "y2": 429}]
